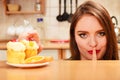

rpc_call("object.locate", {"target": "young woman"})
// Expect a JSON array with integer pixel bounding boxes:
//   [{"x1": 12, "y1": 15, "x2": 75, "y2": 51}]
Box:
[{"x1": 69, "y1": 0, "x2": 119, "y2": 60}]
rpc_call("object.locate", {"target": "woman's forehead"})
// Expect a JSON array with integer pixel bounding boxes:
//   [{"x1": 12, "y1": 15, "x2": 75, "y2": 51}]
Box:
[{"x1": 75, "y1": 14, "x2": 103, "y2": 30}]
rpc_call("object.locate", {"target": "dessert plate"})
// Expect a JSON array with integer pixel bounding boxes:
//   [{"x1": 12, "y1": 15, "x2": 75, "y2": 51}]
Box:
[{"x1": 6, "y1": 62, "x2": 49, "y2": 68}]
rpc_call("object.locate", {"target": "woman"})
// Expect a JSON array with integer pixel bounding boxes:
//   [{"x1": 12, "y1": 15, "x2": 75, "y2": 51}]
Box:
[{"x1": 69, "y1": 1, "x2": 119, "y2": 60}]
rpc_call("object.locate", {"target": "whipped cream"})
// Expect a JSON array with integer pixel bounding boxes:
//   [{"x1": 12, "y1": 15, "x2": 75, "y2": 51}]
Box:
[
  {"x1": 20, "y1": 40, "x2": 39, "y2": 49},
  {"x1": 7, "y1": 42, "x2": 26, "y2": 51}
]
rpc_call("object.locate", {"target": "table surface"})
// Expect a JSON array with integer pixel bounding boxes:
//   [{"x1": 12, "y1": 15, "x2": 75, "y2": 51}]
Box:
[{"x1": 1, "y1": 60, "x2": 120, "y2": 80}]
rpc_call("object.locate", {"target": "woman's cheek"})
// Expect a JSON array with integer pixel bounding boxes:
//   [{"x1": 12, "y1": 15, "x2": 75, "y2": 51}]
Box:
[{"x1": 97, "y1": 37, "x2": 107, "y2": 46}]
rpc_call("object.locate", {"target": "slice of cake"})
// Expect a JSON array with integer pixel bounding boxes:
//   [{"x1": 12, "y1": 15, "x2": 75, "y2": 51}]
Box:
[
  {"x1": 20, "y1": 40, "x2": 39, "y2": 59},
  {"x1": 7, "y1": 41, "x2": 26, "y2": 64}
]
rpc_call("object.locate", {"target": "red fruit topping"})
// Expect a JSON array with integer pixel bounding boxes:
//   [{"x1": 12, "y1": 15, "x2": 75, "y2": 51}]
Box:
[
  {"x1": 28, "y1": 37, "x2": 34, "y2": 41},
  {"x1": 10, "y1": 39, "x2": 18, "y2": 42}
]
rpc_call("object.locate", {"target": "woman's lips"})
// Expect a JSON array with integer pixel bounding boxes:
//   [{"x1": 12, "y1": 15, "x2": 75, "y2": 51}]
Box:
[{"x1": 88, "y1": 50, "x2": 100, "y2": 54}]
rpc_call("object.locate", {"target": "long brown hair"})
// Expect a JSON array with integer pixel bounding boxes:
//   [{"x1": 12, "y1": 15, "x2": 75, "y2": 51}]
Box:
[{"x1": 70, "y1": 1, "x2": 119, "y2": 60}]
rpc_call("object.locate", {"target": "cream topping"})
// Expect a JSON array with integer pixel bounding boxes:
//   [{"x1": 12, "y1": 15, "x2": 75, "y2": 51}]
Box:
[
  {"x1": 20, "y1": 40, "x2": 39, "y2": 49},
  {"x1": 7, "y1": 41, "x2": 26, "y2": 51}
]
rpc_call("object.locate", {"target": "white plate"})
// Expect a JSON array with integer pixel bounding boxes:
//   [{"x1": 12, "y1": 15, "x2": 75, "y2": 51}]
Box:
[{"x1": 6, "y1": 62, "x2": 49, "y2": 68}]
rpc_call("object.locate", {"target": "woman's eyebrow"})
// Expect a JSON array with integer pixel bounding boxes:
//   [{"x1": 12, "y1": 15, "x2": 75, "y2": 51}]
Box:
[
  {"x1": 96, "y1": 29, "x2": 105, "y2": 32},
  {"x1": 77, "y1": 29, "x2": 104, "y2": 32},
  {"x1": 77, "y1": 31, "x2": 88, "y2": 33}
]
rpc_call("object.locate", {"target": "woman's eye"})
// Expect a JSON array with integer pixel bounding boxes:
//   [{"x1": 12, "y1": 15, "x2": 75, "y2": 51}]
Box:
[
  {"x1": 98, "y1": 32, "x2": 105, "y2": 37},
  {"x1": 79, "y1": 33, "x2": 88, "y2": 39}
]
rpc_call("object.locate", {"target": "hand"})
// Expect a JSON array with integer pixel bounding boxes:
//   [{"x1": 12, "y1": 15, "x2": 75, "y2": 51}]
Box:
[
  {"x1": 18, "y1": 30, "x2": 39, "y2": 42},
  {"x1": 18, "y1": 30, "x2": 43, "y2": 53}
]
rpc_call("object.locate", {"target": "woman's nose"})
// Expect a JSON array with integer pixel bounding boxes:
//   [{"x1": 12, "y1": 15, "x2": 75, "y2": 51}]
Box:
[{"x1": 88, "y1": 37, "x2": 97, "y2": 47}]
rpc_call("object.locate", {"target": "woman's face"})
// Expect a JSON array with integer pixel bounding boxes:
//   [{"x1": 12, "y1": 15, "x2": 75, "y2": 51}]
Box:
[{"x1": 75, "y1": 14, "x2": 107, "y2": 60}]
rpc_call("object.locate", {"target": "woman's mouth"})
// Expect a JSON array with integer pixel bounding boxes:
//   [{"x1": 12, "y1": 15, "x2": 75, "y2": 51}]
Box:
[{"x1": 88, "y1": 50, "x2": 100, "y2": 54}]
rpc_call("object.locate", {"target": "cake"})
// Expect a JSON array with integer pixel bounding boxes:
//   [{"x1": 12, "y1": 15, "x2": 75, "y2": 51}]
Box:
[
  {"x1": 6, "y1": 39, "x2": 53, "y2": 64},
  {"x1": 20, "y1": 40, "x2": 39, "y2": 59},
  {"x1": 7, "y1": 41, "x2": 26, "y2": 64}
]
